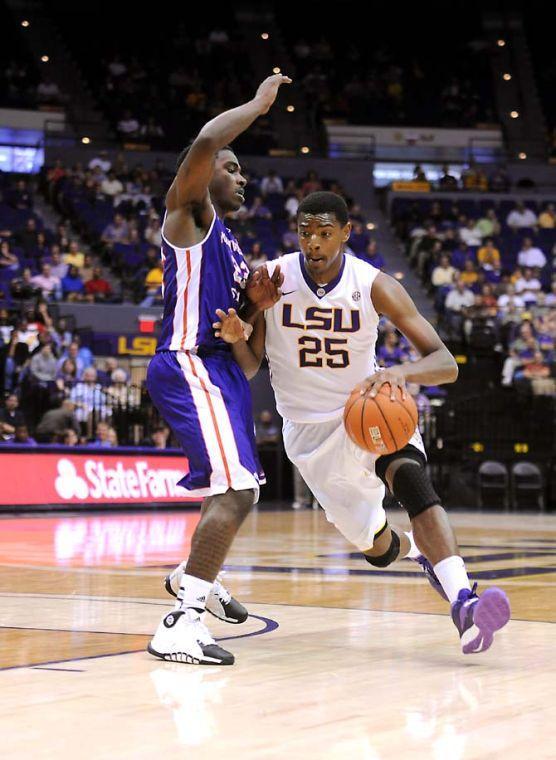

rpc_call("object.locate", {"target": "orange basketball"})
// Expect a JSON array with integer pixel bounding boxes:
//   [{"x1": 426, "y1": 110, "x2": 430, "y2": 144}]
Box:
[{"x1": 343, "y1": 383, "x2": 418, "y2": 455}]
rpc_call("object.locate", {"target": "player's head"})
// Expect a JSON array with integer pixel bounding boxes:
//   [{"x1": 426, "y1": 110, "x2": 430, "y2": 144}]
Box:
[
  {"x1": 297, "y1": 191, "x2": 351, "y2": 279},
  {"x1": 176, "y1": 143, "x2": 246, "y2": 214}
]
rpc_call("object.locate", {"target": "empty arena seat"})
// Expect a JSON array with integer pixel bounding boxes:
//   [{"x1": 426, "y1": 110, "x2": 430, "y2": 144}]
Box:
[
  {"x1": 510, "y1": 461, "x2": 544, "y2": 511},
  {"x1": 478, "y1": 460, "x2": 509, "y2": 509}
]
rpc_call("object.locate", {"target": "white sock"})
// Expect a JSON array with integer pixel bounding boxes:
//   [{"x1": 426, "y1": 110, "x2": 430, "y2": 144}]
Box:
[
  {"x1": 433, "y1": 556, "x2": 472, "y2": 604},
  {"x1": 176, "y1": 573, "x2": 213, "y2": 612},
  {"x1": 403, "y1": 531, "x2": 421, "y2": 559}
]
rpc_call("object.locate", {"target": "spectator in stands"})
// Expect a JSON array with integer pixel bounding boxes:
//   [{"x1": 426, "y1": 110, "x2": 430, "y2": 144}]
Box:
[
  {"x1": 489, "y1": 166, "x2": 510, "y2": 192},
  {"x1": 260, "y1": 169, "x2": 284, "y2": 196},
  {"x1": 459, "y1": 218, "x2": 482, "y2": 247},
  {"x1": 299, "y1": 171, "x2": 320, "y2": 197},
  {"x1": 432, "y1": 253, "x2": 457, "y2": 287},
  {"x1": 56, "y1": 341, "x2": 86, "y2": 379},
  {"x1": 64, "y1": 241, "x2": 86, "y2": 270},
  {"x1": 96, "y1": 358, "x2": 120, "y2": 386},
  {"x1": 518, "y1": 351, "x2": 555, "y2": 396},
  {"x1": 8, "y1": 179, "x2": 33, "y2": 210},
  {"x1": 247, "y1": 196, "x2": 272, "y2": 220},
  {"x1": 0, "y1": 241, "x2": 19, "y2": 273},
  {"x1": 61, "y1": 428, "x2": 79, "y2": 446},
  {"x1": 538, "y1": 203, "x2": 556, "y2": 229},
  {"x1": 55, "y1": 357, "x2": 78, "y2": 391},
  {"x1": 358, "y1": 240, "x2": 385, "y2": 269},
  {"x1": 101, "y1": 171, "x2": 124, "y2": 198},
  {"x1": 506, "y1": 202, "x2": 538, "y2": 230},
  {"x1": 247, "y1": 242, "x2": 267, "y2": 269},
  {"x1": 282, "y1": 220, "x2": 298, "y2": 252},
  {"x1": 87, "y1": 420, "x2": 115, "y2": 448},
  {"x1": 255, "y1": 410, "x2": 280, "y2": 444},
  {"x1": 477, "y1": 239, "x2": 501, "y2": 271},
  {"x1": 85, "y1": 267, "x2": 113, "y2": 302},
  {"x1": 80, "y1": 254, "x2": 94, "y2": 283},
  {"x1": 517, "y1": 238, "x2": 547, "y2": 270},
  {"x1": 0, "y1": 394, "x2": 25, "y2": 439},
  {"x1": 117, "y1": 110, "x2": 140, "y2": 138},
  {"x1": 31, "y1": 263, "x2": 61, "y2": 301},
  {"x1": 88, "y1": 151, "x2": 111, "y2": 173},
  {"x1": 140, "y1": 116, "x2": 165, "y2": 141},
  {"x1": 37, "y1": 77, "x2": 63, "y2": 105},
  {"x1": 35, "y1": 399, "x2": 79, "y2": 443},
  {"x1": 459, "y1": 259, "x2": 479, "y2": 288},
  {"x1": 106, "y1": 369, "x2": 140, "y2": 409},
  {"x1": 438, "y1": 164, "x2": 458, "y2": 190},
  {"x1": 497, "y1": 284, "x2": 525, "y2": 313},
  {"x1": 61, "y1": 266, "x2": 85, "y2": 302},
  {"x1": 413, "y1": 165, "x2": 427, "y2": 182},
  {"x1": 515, "y1": 268, "x2": 542, "y2": 305},
  {"x1": 285, "y1": 189, "x2": 303, "y2": 219},
  {"x1": 546, "y1": 281, "x2": 556, "y2": 306},
  {"x1": 444, "y1": 279, "x2": 475, "y2": 339},
  {"x1": 48, "y1": 248, "x2": 68, "y2": 280},
  {"x1": 476, "y1": 209, "x2": 501, "y2": 239},
  {"x1": 5, "y1": 424, "x2": 37, "y2": 447},
  {"x1": 102, "y1": 213, "x2": 130, "y2": 245},
  {"x1": 142, "y1": 260, "x2": 163, "y2": 306},
  {"x1": 145, "y1": 424, "x2": 171, "y2": 449},
  {"x1": 29, "y1": 342, "x2": 58, "y2": 385},
  {"x1": 377, "y1": 331, "x2": 408, "y2": 367},
  {"x1": 69, "y1": 367, "x2": 109, "y2": 434},
  {"x1": 16, "y1": 218, "x2": 39, "y2": 255},
  {"x1": 145, "y1": 216, "x2": 162, "y2": 248}
]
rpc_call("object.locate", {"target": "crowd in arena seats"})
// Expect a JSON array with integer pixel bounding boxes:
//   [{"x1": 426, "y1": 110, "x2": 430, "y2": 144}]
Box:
[
  {"x1": 392, "y1": 196, "x2": 556, "y2": 396},
  {"x1": 39, "y1": 156, "x2": 383, "y2": 305},
  {"x1": 279, "y1": 14, "x2": 494, "y2": 129},
  {"x1": 407, "y1": 164, "x2": 511, "y2": 193},
  {"x1": 0, "y1": 296, "x2": 173, "y2": 448}
]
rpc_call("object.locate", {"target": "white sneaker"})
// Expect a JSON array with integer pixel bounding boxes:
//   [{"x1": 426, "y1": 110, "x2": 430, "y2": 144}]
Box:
[
  {"x1": 164, "y1": 563, "x2": 248, "y2": 624},
  {"x1": 148, "y1": 607, "x2": 235, "y2": 665}
]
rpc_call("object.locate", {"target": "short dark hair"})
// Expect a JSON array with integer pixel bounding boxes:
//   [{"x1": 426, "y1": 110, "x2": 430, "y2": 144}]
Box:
[
  {"x1": 297, "y1": 191, "x2": 349, "y2": 226},
  {"x1": 176, "y1": 142, "x2": 234, "y2": 172}
]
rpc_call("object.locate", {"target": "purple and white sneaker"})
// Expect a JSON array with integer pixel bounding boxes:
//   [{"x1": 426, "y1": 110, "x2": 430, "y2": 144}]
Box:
[
  {"x1": 413, "y1": 555, "x2": 448, "y2": 601},
  {"x1": 451, "y1": 583, "x2": 510, "y2": 654}
]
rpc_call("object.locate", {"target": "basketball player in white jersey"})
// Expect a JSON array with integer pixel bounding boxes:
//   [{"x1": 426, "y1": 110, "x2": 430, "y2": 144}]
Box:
[{"x1": 205, "y1": 191, "x2": 511, "y2": 655}]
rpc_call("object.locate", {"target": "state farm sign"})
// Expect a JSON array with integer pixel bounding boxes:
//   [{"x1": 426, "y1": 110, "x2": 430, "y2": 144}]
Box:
[{"x1": 0, "y1": 452, "x2": 199, "y2": 506}]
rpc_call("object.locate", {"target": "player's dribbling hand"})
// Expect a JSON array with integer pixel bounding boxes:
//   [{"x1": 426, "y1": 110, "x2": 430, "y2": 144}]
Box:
[
  {"x1": 214, "y1": 308, "x2": 246, "y2": 344},
  {"x1": 245, "y1": 264, "x2": 284, "y2": 310},
  {"x1": 357, "y1": 368, "x2": 408, "y2": 401},
  {"x1": 254, "y1": 74, "x2": 292, "y2": 114}
]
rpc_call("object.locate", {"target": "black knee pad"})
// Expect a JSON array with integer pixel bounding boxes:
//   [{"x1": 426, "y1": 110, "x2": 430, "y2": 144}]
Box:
[
  {"x1": 391, "y1": 461, "x2": 440, "y2": 519},
  {"x1": 364, "y1": 530, "x2": 400, "y2": 568}
]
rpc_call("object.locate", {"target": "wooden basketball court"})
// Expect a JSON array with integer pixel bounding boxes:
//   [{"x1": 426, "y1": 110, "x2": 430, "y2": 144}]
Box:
[{"x1": 0, "y1": 507, "x2": 554, "y2": 759}]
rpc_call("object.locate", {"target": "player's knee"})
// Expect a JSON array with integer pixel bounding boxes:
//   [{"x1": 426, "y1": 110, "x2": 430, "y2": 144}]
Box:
[
  {"x1": 207, "y1": 488, "x2": 254, "y2": 527},
  {"x1": 390, "y1": 461, "x2": 440, "y2": 520},
  {"x1": 364, "y1": 531, "x2": 400, "y2": 568}
]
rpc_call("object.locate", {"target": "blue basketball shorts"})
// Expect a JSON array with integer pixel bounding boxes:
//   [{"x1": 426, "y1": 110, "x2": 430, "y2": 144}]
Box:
[{"x1": 146, "y1": 350, "x2": 265, "y2": 500}]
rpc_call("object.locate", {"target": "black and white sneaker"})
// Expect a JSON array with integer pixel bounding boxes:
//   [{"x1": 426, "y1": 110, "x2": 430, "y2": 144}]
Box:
[
  {"x1": 148, "y1": 608, "x2": 235, "y2": 665},
  {"x1": 165, "y1": 562, "x2": 248, "y2": 624}
]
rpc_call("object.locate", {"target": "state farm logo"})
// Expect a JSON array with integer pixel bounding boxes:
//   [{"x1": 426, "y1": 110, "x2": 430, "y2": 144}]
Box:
[
  {"x1": 53, "y1": 457, "x2": 187, "y2": 501},
  {"x1": 55, "y1": 459, "x2": 89, "y2": 499}
]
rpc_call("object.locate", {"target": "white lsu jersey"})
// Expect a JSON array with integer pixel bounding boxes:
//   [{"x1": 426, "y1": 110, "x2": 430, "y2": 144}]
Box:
[{"x1": 265, "y1": 253, "x2": 381, "y2": 423}]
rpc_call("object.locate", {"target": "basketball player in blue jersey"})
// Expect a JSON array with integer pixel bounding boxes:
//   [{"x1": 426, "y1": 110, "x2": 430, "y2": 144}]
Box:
[
  {"x1": 200, "y1": 191, "x2": 511, "y2": 656},
  {"x1": 146, "y1": 73, "x2": 290, "y2": 665}
]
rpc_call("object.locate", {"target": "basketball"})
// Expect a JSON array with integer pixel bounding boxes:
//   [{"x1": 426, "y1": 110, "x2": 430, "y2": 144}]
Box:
[{"x1": 343, "y1": 384, "x2": 418, "y2": 455}]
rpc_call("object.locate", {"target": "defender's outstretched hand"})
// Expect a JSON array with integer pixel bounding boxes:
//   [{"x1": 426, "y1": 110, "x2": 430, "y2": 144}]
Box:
[
  {"x1": 214, "y1": 308, "x2": 248, "y2": 344},
  {"x1": 245, "y1": 265, "x2": 284, "y2": 310},
  {"x1": 254, "y1": 74, "x2": 292, "y2": 114}
]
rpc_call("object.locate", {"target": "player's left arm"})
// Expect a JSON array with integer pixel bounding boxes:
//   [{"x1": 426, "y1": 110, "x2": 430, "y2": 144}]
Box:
[{"x1": 360, "y1": 273, "x2": 458, "y2": 398}]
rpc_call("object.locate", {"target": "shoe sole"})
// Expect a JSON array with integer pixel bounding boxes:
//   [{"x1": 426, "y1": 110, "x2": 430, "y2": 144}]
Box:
[
  {"x1": 462, "y1": 588, "x2": 511, "y2": 654},
  {"x1": 164, "y1": 575, "x2": 248, "y2": 625},
  {"x1": 147, "y1": 643, "x2": 234, "y2": 666}
]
